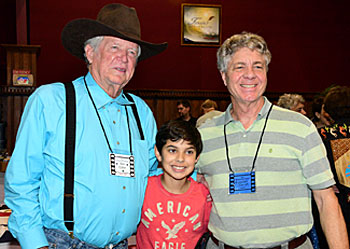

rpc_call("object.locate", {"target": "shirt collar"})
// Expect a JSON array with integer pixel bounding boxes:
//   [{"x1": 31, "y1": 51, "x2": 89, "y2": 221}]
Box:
[
  {"x1": 224, "y1": 96, "x2": 272, "y2": 125},
  {"x1": 84, "y1": 72, "x2": 133, "y2": 109}
]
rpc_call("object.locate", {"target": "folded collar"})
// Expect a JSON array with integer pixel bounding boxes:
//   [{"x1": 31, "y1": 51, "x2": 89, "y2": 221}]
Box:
[
  {"x1": 84, "y1": 72, "x2": 134, "y2": 109},
  {"x1": 224, "y1": 97, "x2": 272, "y2": 125}
]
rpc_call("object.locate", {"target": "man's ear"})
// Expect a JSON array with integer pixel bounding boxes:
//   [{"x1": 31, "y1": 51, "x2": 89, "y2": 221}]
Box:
[
  {"x1": 195, "y1": 155, "x2": 200, "y2": 163},
  {"x1": 154, "y1": 145, "x2": 162, "y2": 162},
  {"x1": 84, "y1": 44, "x2": 94, "y2": 64},
  {"x1": 221, "y1": 72, "x2": 227, "y2": 86}
]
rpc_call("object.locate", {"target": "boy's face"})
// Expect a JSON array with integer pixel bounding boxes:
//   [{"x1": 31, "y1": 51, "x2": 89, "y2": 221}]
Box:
[{"x1": 155, "y1": 139, "x2": 198, "y2": 181}]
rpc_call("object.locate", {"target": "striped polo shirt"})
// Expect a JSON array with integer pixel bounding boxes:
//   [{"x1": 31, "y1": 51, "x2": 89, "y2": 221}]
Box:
[{"x1": 197, "y1": 97, "x2": 334, "y2": 248}]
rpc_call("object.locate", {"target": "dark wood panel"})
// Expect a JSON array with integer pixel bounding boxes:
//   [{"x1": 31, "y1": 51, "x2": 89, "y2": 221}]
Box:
[{"x1": 0, "y1": 86, "x2": 317, "y2": 154}]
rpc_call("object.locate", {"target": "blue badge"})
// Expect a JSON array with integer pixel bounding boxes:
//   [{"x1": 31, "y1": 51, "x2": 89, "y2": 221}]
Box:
[{"x1": 229, "y1": 171, "x2": 255, "y2": 194}]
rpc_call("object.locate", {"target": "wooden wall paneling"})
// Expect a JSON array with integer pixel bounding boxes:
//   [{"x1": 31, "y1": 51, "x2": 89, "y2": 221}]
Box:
[
  {"x1": 127, "y1": 89, "x2": 232, "y2": 127},
  {"x1": 0, "y1": 87, "x2": 317, "y2": 154},
  {"x1": 5, "y1": 95, "x2": 29, "y2": 153},
  {"x1": 162, "y1": 99, "x2": 177, "y2": 124},
  {"x1": 13, "y1": 95, "x2": 24, "y2": 141},
  {"x1": 6, "y1": 96, "x2": 14, "y2": 153},
  {"x1": 1, "y1": 44, "x2": 41, "y2": 86},
  {"x1": 127, "y1": 89, "x2": 316, "y2": 128},
  {"x1": 0, "y1": 86, "x2": 35, "y2": 154}
]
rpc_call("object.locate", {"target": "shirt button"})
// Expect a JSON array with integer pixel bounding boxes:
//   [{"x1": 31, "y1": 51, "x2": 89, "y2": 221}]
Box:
[
  {"x1": 118, "y1": 109, "x2": 121, "y2": 112},
  {"x1": 113, "y1": 121, "x2": 116, "y2": 124},
  {"x1": 243, "y1": 134, "x2": 247, "y2": 138},
  {"x1": 117, "y1": 141, "x2": 120, "y2": 145},
  {"x1": 123, "y1": 186, "x2": 126, "y2": 190},
  {"x1": 122, "y1": 209, "x2": 125, "y2": 213},
  {"x1": 116, "y1": 232, "x2": 119, "y2": 235}
]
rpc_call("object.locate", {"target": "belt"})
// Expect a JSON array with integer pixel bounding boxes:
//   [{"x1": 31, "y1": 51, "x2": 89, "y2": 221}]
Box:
[
  {"x1": 210, "y1": 234, "x2": 307, "y2": 249},
  {"x1": 43, "y1": 228, "x2": 126, "y2": 249}
]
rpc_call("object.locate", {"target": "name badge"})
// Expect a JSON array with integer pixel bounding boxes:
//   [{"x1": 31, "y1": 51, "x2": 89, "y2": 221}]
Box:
[
  {"x1": 110, "y1": 153, "x2": 135, "y2": 177},
  {"x1": 229, "y1": 171, "x2": 255, "y2": 194}
]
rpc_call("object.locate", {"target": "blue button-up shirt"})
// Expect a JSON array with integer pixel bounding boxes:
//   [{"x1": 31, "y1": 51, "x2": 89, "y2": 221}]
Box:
[{"x1": 4, "y1": 73, "x2": 158, "y2": 249}]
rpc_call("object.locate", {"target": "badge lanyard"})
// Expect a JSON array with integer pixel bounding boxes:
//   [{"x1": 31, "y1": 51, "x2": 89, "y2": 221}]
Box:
[
  {"x1": 224, "y1": 105, "x2": 273, "y2": 194},
  {"x1": 84, "y1": 76, "x2": 133, "y2": 155},
  {"x1": 84, "y1": 77, "x2": 136, "y2": 177}
]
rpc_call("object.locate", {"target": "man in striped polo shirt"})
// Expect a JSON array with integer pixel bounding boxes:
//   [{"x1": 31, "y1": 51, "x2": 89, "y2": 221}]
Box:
[{"x1": 196, "y1": 32, "x2": 348, "y2": 249}]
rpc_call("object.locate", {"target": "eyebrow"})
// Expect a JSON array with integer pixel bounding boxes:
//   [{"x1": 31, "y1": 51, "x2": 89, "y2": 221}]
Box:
[
  {"x1": 110, "y1": 41, "x2": 138, "y2": 50},
  {"x1": 165, "y1": 144, "x2": 195, "y2": 150}
]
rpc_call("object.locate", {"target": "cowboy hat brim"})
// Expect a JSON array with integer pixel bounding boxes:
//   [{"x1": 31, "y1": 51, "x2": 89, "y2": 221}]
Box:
[{"x1": 61, "y1": 19, "x2": 168, "y2": 62}]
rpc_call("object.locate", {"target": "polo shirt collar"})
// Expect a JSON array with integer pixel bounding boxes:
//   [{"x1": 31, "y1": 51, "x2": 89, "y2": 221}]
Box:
[
  {"x1": 84, "y1": 72, "x2": 133, "y2": 109},
  {"x1": 258, "y1": 97, "x2": 273, "y2": 119},
  {"x1": 224, "y1": 97, "x2": 272, "y2": 125}
]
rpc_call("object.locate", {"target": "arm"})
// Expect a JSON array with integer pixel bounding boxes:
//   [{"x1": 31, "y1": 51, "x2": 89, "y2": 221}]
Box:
[
  {"x1": 4, "y1": 91, "x2": 49, "y2": 249},
  {"x1": 313, "y1": 187, "x2": 349, "y2": 249}
]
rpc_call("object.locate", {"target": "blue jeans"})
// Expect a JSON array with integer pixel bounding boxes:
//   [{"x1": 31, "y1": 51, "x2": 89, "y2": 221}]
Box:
[{"x1": 44, "y1": 228, "x2": 128, "y2": 249}]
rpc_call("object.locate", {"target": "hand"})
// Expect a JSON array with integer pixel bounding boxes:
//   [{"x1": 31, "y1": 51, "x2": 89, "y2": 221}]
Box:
[
  {"x1": 332, "y1": 185, "x2": 340, "y2": 193},
  {"x1": 197, "y1": 173, "x2": 212, "y2": 202},
  {"x1": 197, "y1": 173, "x2": 209, "y2": 189},
  {"x1": 206, "y1": 193, "x2": 213, "y2": 202}
]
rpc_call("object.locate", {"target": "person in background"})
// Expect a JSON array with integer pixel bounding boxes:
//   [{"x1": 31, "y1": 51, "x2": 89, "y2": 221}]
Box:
[
  {"x1": 277, "y1": 92, "x2": 319, "y2": 248},
  {"x1": 317, "y1": 86, "x2": 350, "y2": 249},
  {"x1": 136, "y1": 119, "x2": 211, "y2": 248},
  {"x1": 4, "y1": 3, "x2": 167, "y2": 249},
  {"x1": 197, "y1": 31, "x2": 348, "y2": 249},
  {"x1": 311, "y1": 95, "x2": 331, "y2": 128},
  {"x1": 196, "y1": 99, "x2": 223, "y2": 128},
  {"x1": 277, "y1": 93, "x2": 307, "y2": 115},
  {"x1": 176, "y1": 99, "x2": 197, "y2": 127}
]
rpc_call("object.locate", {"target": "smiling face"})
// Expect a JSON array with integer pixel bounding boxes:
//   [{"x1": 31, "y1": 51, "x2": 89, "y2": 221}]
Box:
[
  {"x1": 155, "y1": 139, "x2": 198, "y2": 183},
  {"x1": 85, "y1": 36, "x2": 139, "y2": 98},
  {"x1": 221, "y1": 47, "x2": 267, "y2": 107}
]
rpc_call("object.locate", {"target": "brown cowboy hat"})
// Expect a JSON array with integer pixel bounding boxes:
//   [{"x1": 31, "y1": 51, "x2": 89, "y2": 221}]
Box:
[{"x1": 61, "y1": 3, "x2": 167, "y2": 62}]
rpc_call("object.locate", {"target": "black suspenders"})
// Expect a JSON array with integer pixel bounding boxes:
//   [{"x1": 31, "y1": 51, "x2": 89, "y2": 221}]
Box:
[
  {"x1": 123, "y1": 92, "x2": 145, "y2": 140},
  {"x1": 63, "y1": 82, "x2": 144, "y2": 236}
]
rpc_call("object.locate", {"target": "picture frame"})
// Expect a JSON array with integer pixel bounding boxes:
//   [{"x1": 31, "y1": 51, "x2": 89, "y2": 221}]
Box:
[
  {"x1": 12, "y1": 69, "x2": 34, "y2": 86},
  {"x1": 181, "y1": 3, "x2": 222, "y2": 46}
]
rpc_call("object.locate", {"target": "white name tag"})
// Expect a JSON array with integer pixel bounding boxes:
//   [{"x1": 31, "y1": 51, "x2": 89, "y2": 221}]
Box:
[{"x1": 110, "y1": 153, "x2": 135, "y2": 177}]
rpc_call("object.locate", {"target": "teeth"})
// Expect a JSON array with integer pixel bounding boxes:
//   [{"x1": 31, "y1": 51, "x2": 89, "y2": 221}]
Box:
[
  {"x1": 116, "y1": 67, "x2": 126, "y2": 72},
  {"x1": 173, "y1": 166, "x2": 184, "y2": 170},
  {"x1": 241, "y1": 84, "x2": 256, "y2": 88}
]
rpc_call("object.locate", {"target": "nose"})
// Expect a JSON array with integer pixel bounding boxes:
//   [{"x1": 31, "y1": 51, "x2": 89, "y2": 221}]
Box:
[
  {"x1": 176, "y1": 152, "x2": 185, "y2": 163},
  {"x1": 300, "y1": 109, "x2": 307, "y2": 116},
  {"x1": 243, "y1": 66, "x2": 256, "y2": 79},
  {"x1": 116, "y1": 49, "x2": 128, "y2": 63}
]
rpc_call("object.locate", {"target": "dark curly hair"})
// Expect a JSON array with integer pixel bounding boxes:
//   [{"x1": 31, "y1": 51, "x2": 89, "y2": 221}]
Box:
[{"x1": 156, "y1": 119, "x2": 202, "y2": 157}]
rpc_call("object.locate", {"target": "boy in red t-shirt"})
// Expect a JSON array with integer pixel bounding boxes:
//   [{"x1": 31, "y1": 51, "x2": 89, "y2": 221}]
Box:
[{"x1": 136, "y1": 120, "x2": 212, "y2": 249}]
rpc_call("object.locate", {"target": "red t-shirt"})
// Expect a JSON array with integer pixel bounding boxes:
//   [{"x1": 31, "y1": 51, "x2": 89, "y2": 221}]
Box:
[{"x1": 136, "y1": 175, "x2": 212, "y2": 249}]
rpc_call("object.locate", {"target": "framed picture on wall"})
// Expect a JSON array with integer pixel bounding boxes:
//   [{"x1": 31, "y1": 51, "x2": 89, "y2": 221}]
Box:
[{"x1": 181, "y1": 3, "x2": 222, "y2": 46}]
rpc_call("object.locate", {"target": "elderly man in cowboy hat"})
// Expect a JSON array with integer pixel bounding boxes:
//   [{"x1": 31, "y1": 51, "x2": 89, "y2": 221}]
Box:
[{"x1": 5, "y1": 3, "x2": 167, "y2": 249}]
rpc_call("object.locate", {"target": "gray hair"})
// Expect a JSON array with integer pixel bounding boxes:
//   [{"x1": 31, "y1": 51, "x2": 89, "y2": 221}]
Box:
[
  {"x1": 83, "y1": 36, "x2": 141, "y2": 65},
  {"x1": 84, "y1": 36, "x2": 104, "y2": 65},
  {"x1": 217, "y1": 32, "x2": 272, "y2": 73},
  {"x1": 277, "y1": 93, "x2": 305, "y2": 110}
]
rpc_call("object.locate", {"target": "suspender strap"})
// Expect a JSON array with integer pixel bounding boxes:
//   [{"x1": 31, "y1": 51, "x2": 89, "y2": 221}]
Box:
[
  {"x1": 64, "y1": 82, "x2": 76, "y2": 235},
  {"x1": 62, "y1": 87, "x2": 142, "y2": 236},
  {"x1": 124, "y1": 92, "x2": 145, "y2": 140}
]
